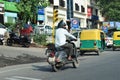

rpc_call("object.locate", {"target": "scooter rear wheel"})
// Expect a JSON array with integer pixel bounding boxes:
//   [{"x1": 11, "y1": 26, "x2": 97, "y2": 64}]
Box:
[
  {"x1": 0, "y1": 40, "x2": 3, "y2": 45},
  {"x1": 7, "y1": 39, "x2": 12, "y2": 46}
]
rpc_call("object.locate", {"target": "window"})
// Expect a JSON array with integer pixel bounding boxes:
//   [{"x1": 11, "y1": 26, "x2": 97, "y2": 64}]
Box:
[
  {"x1": 75, "y1": 3, "x2": 79, "y2": 11},
  {"x1": 81, "y1": 5, "x2": 85, "y2": 12},
  {"x1": 59, "y1": 0, "x2": 65, "y2": 7},
  {"x1": 49, "y1": 0, "x2": 53, "y2": 4},
  {"x1": 95, "y1": 9, "x2": 98, "y2": 15}
]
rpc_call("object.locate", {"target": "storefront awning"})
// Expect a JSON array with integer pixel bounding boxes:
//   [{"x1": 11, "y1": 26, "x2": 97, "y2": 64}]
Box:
[
  {"x1": 0, "y1": 1, "x2": 19, "y2": 12},
  {"x1": 5, "y1": 2, "x2": 19, "y2": 12}
]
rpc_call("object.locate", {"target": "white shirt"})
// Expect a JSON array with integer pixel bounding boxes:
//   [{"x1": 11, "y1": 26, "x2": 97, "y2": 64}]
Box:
[{"x1": 55, "y1": 28, "x2": 76, "y2": 47}]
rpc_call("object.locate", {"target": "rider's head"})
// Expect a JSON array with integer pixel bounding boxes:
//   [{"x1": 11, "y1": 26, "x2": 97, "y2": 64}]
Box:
[{"x1": 57, "y1": 20, "x2": 67, "y2": 29}]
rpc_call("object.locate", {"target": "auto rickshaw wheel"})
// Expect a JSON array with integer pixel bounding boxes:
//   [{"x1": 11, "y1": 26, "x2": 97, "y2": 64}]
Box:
[
  {"x1": 112, "y1": 47, "x2": 115, "y2": 51},
  {"x1": 80, "y1": 51, "x2": 85, "y2": 56},
  {"x1": 97, "y1": 49, "x2": 100, "y2": 55}
]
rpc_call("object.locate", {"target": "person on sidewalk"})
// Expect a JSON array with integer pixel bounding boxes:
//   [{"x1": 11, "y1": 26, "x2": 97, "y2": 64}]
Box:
[{"x1": 55, "y1": 20, "x2": 77, "y2": 60}]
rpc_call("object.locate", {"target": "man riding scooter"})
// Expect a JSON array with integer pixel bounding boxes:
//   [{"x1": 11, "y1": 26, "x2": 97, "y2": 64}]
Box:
[{"x1": 55, "y1": 20, "x2": 77, "y2": 60}]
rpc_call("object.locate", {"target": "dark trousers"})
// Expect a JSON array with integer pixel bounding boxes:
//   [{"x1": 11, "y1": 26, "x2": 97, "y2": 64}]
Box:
[{"x1": 61, "y1": 43, "x2": 73, "y2": 56}]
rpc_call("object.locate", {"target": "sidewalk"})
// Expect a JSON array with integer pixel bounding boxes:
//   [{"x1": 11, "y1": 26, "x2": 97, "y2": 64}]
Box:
[
  {"x1": 0, "y1": 45, "x2": 47, "y2": 58},
  {"x1": 0, "y1": 45, "x2": 47, "y2": 68}
]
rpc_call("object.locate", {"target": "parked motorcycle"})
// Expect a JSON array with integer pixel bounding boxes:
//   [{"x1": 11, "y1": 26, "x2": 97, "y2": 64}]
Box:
[
  {"x1": 45, "y1": 39, "x2": 79, "y2": 72},
  {"x1": 0, "y1": 35, "x2": 4, "y2": 45},
  {"x1": 7, "y1": 32, "x2": 31, "y2": 47}
]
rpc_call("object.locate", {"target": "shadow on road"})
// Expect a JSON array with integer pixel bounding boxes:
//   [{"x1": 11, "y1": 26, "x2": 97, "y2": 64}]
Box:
[
  {"x1": 32, "y1": 65, "x2": 54, "y2": 72},
  {"x1": 32, "y1": 62, "x2": 80, "y2": 72},
  {"x1": 80, "y1": 53, "x2": 99, "y2": 56},
  {"x1": 104, "y1": 48, "x2": 120, "y2": 51}
]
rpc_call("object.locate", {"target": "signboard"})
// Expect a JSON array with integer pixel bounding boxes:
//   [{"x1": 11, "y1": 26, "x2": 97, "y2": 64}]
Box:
[
  {"x1": 0, "y1": 3, "x2": 4, "y2": 13},
  {"x1": 87, "y1": 8, "x2": 92, "y2": 17},
  {"x1": 5, "y1": 12, "x2": 17, "y2": 17},
  {"x1": 115, "y1": 22, "x2": 120, "y2": 27},
  {"x1": 109, "y1": 22, "x2": 114, "y2": 28},
  {"x1": 38, "y1": 15, "x2": 45, "y2": 21},
  {"x1": 103, "y1": 22, "x2": 109, "y2": 27},
  {"x1": 38, "y1": 9, "x2": 44, "y2": 15},
  {"x1": 37, "y1": 9, "x2": 45, "y2": 21},
  {"x1": 71, "y1": 18, "x2": 80, "y2": 30},
  {"x1": 102, "y1": 26, "x2": 108, "y2": 34},
  {"x1": 0, "y1": 3, "x2": 4, "y2": 7},
  {"x1": 115, "y1": 22, "x2": 120, "y2": 30},
  {"x1": 0, "y1": 7, "x2": 4, "y2": 12}
]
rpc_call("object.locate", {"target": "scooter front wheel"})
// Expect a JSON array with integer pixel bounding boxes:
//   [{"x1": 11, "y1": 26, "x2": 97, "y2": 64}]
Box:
[
  {"x1": 52, "y1": 64, "x2": 62, "y2": 72},
  {"x1": 72, "y1": 58, "x2": 79, "y2": 68}
]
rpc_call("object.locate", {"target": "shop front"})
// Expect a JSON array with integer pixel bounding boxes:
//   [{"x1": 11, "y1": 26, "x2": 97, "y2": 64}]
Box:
[
  {"x1": 4, "y1": 12, "x2": 17, "y2": 23},
  {"x1": 0, "y1": 1, "x2": 19, "y2": 24}
]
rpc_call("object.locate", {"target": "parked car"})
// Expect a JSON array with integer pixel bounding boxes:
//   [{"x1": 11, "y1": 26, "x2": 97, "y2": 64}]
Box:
[
  {"x1": 72, "y1": 31, "x2": 81, "y2": 49},
  {"x1": 0, "y1": 23, "x2": 7, "y2": 45},
  {"x1": 105, "y1": 33, "x2": 113, "y2": 48},
  {"x1": 34, "y1": 25, "x2": 53, "y2": 35}
]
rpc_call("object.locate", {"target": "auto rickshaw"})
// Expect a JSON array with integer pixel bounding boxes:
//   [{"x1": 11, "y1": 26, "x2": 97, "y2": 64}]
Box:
[
  {"x1": 80, "y1": 29, "x2": 105, "y2": 55},
  {"x1": 112, "y1": 31, "x2": 120, "y2": 51}
]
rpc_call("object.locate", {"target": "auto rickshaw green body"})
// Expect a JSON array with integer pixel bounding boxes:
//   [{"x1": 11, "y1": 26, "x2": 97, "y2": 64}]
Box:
[
  {"x1": 113, "y1": 31, "x2": 120, "y2": 50},
  {"x1": 80, "y1": 29, "x2": 105, "y2": 55}
]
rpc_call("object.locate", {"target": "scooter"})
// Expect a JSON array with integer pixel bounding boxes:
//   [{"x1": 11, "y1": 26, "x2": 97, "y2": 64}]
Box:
[{"x1": 45, "y1": 39, "x2": 79, "y2": 72}]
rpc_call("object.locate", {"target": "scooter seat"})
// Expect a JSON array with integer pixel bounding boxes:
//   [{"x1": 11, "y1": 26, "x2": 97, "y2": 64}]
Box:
[{"x1": 56, "y1": 47, "x2": 64, "y2": 51}]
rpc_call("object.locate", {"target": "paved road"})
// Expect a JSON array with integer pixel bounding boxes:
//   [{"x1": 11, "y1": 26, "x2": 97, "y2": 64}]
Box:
[{"x1": 0, "y1": 46, "x2": 120, "y2": 80}]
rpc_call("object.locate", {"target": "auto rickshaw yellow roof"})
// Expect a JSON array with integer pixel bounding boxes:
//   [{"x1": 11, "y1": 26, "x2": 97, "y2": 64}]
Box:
[{"x1": 80, "y1": 29, "x2": 104, "y2": 40}]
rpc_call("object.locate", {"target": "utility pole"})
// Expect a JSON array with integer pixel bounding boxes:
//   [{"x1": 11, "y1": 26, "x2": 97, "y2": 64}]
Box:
[
  {"x1": 66, "y1": 0, "x2": 73, "y2": 31},
  {"x1": 67, "y1": 0, "x2": 73, "y2": 19},
  {"x1": 52, "y1": 0, "x2": 59, "y2": 43}
]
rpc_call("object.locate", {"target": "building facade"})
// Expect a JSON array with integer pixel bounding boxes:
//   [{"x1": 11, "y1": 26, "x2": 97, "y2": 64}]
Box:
[
  {"x1": 38, "y1": 0, "x2": 104, "y2": 29},
  {"x1": 0, "y1": 0, "x2": 104, "y2": 29},
  {"x1": 87, "y1": 0, "x2": 104, "y2": 29},
  {"x1": 39, "y1": 0, "x2": 88, "y2": 29}
]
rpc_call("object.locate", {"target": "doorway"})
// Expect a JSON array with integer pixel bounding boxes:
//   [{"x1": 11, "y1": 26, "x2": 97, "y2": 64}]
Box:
[{"x1": 0, "y1": 14, "x2": 4, "y2": 24}]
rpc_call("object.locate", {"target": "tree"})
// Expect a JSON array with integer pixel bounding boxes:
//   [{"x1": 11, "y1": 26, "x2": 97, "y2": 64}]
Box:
[
  {"x1": 16, "y1": 0, "x2": 50, "y2": 24},
  {"x1": 96, "y1": 0, "x2": 120, "y2": 21}
]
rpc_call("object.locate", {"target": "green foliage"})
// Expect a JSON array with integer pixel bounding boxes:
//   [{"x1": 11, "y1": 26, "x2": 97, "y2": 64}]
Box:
[
  {"x1": 33, "y1": 34, "x2": 47, "y2": 45},
  {"x1": 16, "y1": 0, "x2": 50, "y2": 24},
  {"x1": 96, "y1": 0, "x2": 120, "y2": 21},
  {"x1": 4, "y1": 23, "x2": 16, "y2": 30},
  {"x1": 4, "y1": 23, "x2": 13, "y2": 28}
]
